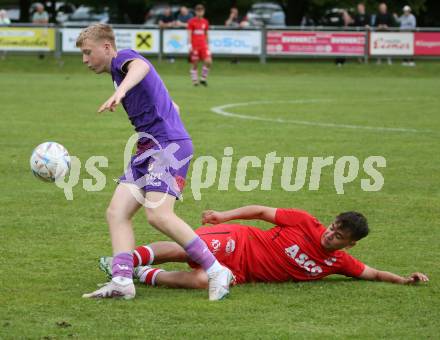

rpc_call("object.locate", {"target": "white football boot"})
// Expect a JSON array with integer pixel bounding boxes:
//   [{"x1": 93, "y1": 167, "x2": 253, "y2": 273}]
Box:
[
  {"x1": 82, "y1": 279, "x2": 135, "y2": 300},
  {"x1": 208, "y1": 266, "x2": 235, "y2": 301}
]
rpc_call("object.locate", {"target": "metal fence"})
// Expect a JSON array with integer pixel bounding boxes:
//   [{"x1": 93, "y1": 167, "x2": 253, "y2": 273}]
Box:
[{"x1": 1, "y1": 24, "x2": 440, "y2": 63}]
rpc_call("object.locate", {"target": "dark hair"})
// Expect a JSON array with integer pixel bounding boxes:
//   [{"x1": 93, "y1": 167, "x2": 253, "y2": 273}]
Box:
[
  {"x1": 195, "y1": 4, "x2": 205, "y2": 11},
  {"x1": 335, "y1": 212, "x2": 369, "y2": 241}
]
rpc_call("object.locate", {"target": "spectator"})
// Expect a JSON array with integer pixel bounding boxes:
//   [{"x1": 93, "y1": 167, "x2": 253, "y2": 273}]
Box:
[
  {"x1": 374, "y1": 2, "x2": 395, "y2": 29},
  {"x1": 300, "y1": 13, "x2": 315, "y2": 28},
  {"x1": 0, "y1": 9, "x2": 10, "y2": 59},
  {"x1": 32, "y1": 3, "x2": 49, "y2": 24},
  {"x1": 175, "y1": 6, "x2": 193, "y2": 27},
  {"x1": 0, "y1": 9, "x2": 11, "y2": 25},
  {"x1": 159, "y1": 6, "x2": 176, "y2": 62},
  {"x1": 158, "y1": 6, "x2": 175, "y2": 28},
  {"x1": 353, "y1": 3, "x2": 371, "y2": 27},
  {"x1": 335, "y1": 10, "x2": 352, "y2": 67},
  {"x1": 395, "y1": 5, "x2": 416, "y2": 30},
  {"x1": 342, "y1": 10, "x2": 352, "y2": 27},
  {"x1": 395, "y1": 5, "x2": 417, "y2": 66},
  {"x1": 343, "y1": 3, "x2": 370, "y2": 63},
  {"x1": 373, "y1": 3, "x2": 395, "y2": 65},
  {"x1": 225, "y1": 7, "x2": 249, "y2": 28},
  {"x1": 225, "y1": 7, "x2": 249, "y2": 64}
]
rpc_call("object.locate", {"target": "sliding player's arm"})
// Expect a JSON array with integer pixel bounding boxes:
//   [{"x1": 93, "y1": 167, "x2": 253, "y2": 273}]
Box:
[
  {"x1": 358, "y1": 265, "x2": 429, "y2": 285},
  {"x1": 202, "y1": 206, "x2": 277, "y2": 225},
  {"x1": 98, "y1": 59, "x2": 150, "y2": 113}
]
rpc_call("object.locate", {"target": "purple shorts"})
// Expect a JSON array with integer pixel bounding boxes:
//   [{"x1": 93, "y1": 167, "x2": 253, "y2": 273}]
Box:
[{"x1": 119, "y1": 139, "x2": 193, "y2": 199}]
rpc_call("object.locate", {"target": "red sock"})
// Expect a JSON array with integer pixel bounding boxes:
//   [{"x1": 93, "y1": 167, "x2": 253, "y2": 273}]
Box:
[
  {"x1": 133, "y1": 245, "x2": 154, "y2": 267},
  {"x1": 137, "y1": 267, "x2": 164, "y2": 286}
]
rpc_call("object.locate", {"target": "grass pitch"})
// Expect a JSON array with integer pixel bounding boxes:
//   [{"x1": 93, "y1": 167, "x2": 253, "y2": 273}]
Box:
[{"x1": 0, "y1": 55, "x2": 439, "y2": 339}]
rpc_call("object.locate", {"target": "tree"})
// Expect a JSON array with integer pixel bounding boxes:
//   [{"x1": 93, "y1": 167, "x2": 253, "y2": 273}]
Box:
[
  {"x1": 419, "y1": 0, "x2": 440, "y2": 26},
  {"x1": 15, "y1": 0, "x2": 440, "y2": 26},
  {"x1": 284, "y1": 0, "x2": 308, "y2": 25},
  {"x1": 280, "y1": 0, "x2": 429, "y2": 26},
  {"x1": 19, "y1": 0, "x2": 30, "y2": 22}
]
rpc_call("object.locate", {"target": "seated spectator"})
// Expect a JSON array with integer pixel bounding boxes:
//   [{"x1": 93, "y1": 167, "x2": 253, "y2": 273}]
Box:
[
  {"x1": 32, "y1": 3, "x2": 49, "y2": 24},
  {"x1": 0, "y1": 9, "x2": 11, "y2": 25},
  {"x1": 225, "y1": 7, "x2": 249, "y2": 28},
  {"x1": 175, "y1": 6, "x2": 193, "y2": 28},
  {"x1": 158, "y1": 6, "x2": 175, "y2": 28}
]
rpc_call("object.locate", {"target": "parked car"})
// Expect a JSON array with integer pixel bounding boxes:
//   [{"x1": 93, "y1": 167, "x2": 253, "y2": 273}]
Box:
[
  {"x1": 5, "y1": 7, "x2": 20, "y2": 22},
  {"x1": 5, "y1": 2, "x2": 75, "y2": 23},
  {"x1": 319, "y1": 8, "x2": 351, "y2": 27},
  {"x1": 54, "y1": 3, "x2": 76, "y2": 24},
  {"x1": 63, "y1": 5, "x2": 109, "y2": 26},
  {"x1": 246, "y1": 2, "x2": 286, "y2": 27},
  {"x1": 29, "y1": 2, "x2": 76, "y2": 24}
]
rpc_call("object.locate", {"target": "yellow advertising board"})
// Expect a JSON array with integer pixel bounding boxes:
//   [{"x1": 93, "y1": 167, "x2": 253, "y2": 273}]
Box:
[
  {"x1": 135, "y1": 31, "x2": 154, "y2": 52},
  {"x1": 0, "y1": 27, "x2": 56, "y2": 51}
]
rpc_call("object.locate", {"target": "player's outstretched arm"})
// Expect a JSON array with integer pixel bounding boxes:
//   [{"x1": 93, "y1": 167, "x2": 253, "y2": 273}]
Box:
[
  {"x1": 202, "y1": 205, "x2": 277, "y2": 225},
  {"x1": 98, "y1": 59, "x2": 150, "y2": 113},
  {"x1": 359, "y1": 265, "x2": 429, "y2": 285}
]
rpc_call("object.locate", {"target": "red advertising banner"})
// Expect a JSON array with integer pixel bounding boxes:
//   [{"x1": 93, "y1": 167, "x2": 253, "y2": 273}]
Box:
[
  {"x1": 414, "y1": 32, "x2": 440, "y2": 56},
  {"x1": 267, "y1": 31, "x2": 366, "y2": 56}
]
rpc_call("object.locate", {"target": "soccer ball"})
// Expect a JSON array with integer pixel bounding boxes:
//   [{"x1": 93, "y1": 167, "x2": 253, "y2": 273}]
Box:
[{"x1": 30, "y1": 142, "x2": 71, "y2": 182}]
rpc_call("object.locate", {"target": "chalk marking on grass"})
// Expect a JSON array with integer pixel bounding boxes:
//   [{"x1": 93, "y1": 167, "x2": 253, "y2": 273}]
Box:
[{"x1": 210, "y1": 99, "x2": 435, "y2": 134}]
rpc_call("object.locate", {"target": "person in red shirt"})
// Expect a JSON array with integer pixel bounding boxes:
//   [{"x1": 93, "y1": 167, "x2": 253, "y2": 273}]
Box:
[
  {"x1": 99, "y1": 205, "x2": 428, "y2": 291},
  {"x1": 187, "y1": 4, "x2": 211, "y2": 86}
]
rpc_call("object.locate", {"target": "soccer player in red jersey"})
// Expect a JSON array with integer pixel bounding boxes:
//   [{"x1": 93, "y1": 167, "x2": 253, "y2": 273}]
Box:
[
  {"x1": 99, "y1": 205, "x2": 429, "y2": 288},
  {"x1": 187, "y1": 4, "x2": 211, "y2": 86}
]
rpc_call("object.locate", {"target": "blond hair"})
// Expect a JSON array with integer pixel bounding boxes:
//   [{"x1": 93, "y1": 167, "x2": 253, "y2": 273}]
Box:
[{"x1": 76, "y1": 24, "x2": 116, "y2": 49}]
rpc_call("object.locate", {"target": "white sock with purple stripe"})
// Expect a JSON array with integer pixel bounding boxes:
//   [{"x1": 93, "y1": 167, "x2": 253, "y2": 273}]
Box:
[{"x1": 112, "y1": 252, "x2": 134, "y2": 285}]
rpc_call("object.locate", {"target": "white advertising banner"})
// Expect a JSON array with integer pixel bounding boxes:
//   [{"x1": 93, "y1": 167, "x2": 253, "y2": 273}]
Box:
[
  {"x1": 370, "y1": 32, "x2": 414, "y2": 56},
  {"x1": 163, "y1": 29, "x2": 188, "y2": 54},
  {"x1": 163, "y1": 29, "x2": 262, "y2": 55},
  {"x1": 210, "y1": 30, "x2": 261, "y2": 55},
  {"x1": 62, "y1": 28, "x2": 160, "y2": 53}
]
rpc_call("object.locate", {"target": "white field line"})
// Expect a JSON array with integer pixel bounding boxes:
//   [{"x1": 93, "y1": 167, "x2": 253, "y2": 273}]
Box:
[{"x1": 210, "y1": 99, "x2": 434, "y2": 133}]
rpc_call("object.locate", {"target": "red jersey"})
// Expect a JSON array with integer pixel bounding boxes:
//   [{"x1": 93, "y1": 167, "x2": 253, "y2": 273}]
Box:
[
  {"x1": 240, "y1": 209, "x2": 365, "y2": 282},
  {"x1": 188, "y1": 17, "x2": 209, "y2": 47}
]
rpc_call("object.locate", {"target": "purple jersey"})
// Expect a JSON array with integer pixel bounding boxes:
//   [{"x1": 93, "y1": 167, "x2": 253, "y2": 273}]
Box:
[{"x1": 111, "y1": 49, "x2": 191, "y2": 143}]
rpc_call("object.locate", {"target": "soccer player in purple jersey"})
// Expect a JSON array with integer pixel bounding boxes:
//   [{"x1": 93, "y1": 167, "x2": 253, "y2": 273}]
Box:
[{"x1": 76, "y1": 24, "x2": 233, "y2": 301}]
